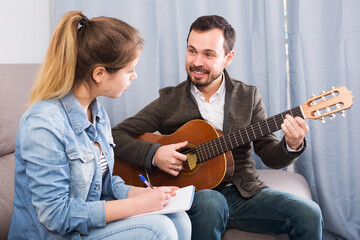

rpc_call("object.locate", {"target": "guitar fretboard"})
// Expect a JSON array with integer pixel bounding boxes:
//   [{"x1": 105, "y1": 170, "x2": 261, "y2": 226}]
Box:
[{"x1": 194, "y1": 106, "x2": 304, "y2": 162}]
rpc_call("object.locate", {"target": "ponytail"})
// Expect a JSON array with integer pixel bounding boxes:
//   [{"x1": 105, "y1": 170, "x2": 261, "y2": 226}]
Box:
[{"x1": 30, "y1": 11, "x2": 85, "y2": 106}]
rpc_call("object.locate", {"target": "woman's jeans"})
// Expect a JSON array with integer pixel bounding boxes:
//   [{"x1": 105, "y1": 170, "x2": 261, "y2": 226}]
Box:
[{"x1": 82, "y1": 211, "x2": 191, "y2": 240}]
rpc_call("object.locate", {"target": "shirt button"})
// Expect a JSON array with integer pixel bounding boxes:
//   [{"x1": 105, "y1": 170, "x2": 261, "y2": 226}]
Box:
[{"x1": 95, "y1": 186, "x2": 99, "y2": 190}]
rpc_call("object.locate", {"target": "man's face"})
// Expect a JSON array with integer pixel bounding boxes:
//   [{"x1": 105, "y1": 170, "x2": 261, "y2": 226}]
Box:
[{"x1": 185, "y1": 28, "x2": 232, "y2": 88}]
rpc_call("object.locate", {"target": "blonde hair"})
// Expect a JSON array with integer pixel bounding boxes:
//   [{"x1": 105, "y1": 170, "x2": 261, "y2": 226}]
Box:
[{"x1": 30, "y1": 10, "x2": 143, "y2": 106}]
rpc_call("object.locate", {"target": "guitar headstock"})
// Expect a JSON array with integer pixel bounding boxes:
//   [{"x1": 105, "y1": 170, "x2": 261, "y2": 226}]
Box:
[{"x1": 301, "y1": 86, "x2": 353, "y2": 123}]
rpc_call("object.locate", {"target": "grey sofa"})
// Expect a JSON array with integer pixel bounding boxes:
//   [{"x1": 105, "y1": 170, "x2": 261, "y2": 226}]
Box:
[
  {"x1": 0, "y1": 64, "x2": 40, "y2": 240},
  {"x1": 0, "y1": 64, "x2": 312, "y2": 240}
]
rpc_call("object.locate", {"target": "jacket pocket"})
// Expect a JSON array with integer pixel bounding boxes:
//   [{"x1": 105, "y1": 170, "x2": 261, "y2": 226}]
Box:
[{"x1": 67, "y1": 151, "x2": 95, "y2": 199}]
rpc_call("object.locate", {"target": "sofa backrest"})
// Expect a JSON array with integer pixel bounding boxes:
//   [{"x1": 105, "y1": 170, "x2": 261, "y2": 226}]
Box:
[{"x1": 0, "y1": 64, "x2": 40, "y2": 239}]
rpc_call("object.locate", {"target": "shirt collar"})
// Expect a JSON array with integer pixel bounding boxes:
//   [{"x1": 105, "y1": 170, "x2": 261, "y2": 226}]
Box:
[{"x1": 60, "y1": 91, "x2": 101, "y2": 134}]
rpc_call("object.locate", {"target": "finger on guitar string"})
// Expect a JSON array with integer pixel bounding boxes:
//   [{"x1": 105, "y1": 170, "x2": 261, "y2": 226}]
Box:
[{"x1": 153, "y1": 141, "x2": 188, "y2": 176}]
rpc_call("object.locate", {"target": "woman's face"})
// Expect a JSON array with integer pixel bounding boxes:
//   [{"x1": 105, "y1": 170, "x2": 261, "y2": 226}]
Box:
[{"x1": 100, "y1": 57, "x2": 139, "y2": 98}]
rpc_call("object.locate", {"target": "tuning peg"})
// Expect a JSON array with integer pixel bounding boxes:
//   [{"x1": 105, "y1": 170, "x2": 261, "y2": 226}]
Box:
[
  {"x1": 310, "y1": 94, "x2": 317, "y2": 106},
  {"x1": 319, "y1": 117, "x2": 326, "y2": 123},
  {"x1": 339, "y1": 110, "x2": 346, "y2": 117},
  {"x1": 325, "y1": 106, "x2": 335, "y2": 120}
]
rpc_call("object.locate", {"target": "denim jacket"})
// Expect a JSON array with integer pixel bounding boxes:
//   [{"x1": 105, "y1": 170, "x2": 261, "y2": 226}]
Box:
[{"x1": 9, "y1": 92, "x2": 132, "y2": 239}]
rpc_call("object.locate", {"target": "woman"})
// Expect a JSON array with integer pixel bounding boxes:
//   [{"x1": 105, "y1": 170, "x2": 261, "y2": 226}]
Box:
[{"x1": 8, "y1": 11, "x2": 191, "y2": 239}]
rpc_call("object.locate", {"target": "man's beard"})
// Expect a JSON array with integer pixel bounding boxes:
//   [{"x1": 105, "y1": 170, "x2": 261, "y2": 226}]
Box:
[{"x1": 188, "y1": 66, "x2": 222, "y2": 88}]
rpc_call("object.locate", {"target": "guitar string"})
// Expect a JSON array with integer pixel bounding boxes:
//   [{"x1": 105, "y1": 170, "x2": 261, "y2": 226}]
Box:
[{"x1": 182, "y1": 107, "x2": 303, "y2": 162}]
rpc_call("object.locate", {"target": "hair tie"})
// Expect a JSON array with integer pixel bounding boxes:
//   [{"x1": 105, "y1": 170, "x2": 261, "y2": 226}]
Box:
[{"x1": 79, "y1": 16, "x2": 89, "y2": 27}]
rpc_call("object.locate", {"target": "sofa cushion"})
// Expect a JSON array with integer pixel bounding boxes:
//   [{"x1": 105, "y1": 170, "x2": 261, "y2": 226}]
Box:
[
  {"x1": 0, "y1": 64, "x2": 40, "y2": 156},
  {"x1": 0, "y1": 153, "x2": 16, "y2": 239}
]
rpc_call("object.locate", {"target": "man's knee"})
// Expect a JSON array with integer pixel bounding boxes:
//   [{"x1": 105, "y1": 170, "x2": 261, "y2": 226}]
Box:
[{"x1": 192, "y1": 189, "x2": 229, "y2": 219}]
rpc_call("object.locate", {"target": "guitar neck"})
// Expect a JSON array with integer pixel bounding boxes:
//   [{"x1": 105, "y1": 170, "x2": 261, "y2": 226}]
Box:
[{"x1": 196, "y1": 106, "x2": 304, "y2": 162}]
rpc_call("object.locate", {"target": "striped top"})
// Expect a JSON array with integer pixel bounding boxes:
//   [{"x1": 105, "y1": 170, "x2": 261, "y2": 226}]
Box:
[{"x1": 100, "y1": 152, "x2": 109, "y2": 176}]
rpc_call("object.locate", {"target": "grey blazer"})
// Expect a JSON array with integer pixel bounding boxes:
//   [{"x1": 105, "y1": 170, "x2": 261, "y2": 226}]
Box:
[{"x1": 112, "y1": 69, "x2": 305, "y2": 198}]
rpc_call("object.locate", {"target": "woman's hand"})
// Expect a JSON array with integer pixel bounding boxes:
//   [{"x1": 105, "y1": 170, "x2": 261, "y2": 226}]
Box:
[
  {"x1": 105, "y1": 186, "x2": 179, "y2": 223},
  {"x1": 134, "y1": 186, "x2": 179, "y2": 212}
]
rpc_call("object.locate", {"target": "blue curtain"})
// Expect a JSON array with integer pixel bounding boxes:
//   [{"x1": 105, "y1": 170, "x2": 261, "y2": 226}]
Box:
[
  {"x1": 54, "y1": 0, "x2": 287, "y2": 132},
  {"x1": 287, "y1": 0, "x2": 360, "y2": 239}
]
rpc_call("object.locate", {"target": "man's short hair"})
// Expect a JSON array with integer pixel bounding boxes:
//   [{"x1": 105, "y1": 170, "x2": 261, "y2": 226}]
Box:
[{"x1": 187, "y1": 15, "x2": 236, "y2": 55}]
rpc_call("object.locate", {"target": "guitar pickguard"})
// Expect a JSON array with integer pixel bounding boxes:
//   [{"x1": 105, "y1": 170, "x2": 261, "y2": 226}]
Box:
[
  {"x1": 180, "y1": 142, "x2": 202, "y2": 176},
  {"x1": 181, "y1": 161, "x2": 202, "y2": 176}
]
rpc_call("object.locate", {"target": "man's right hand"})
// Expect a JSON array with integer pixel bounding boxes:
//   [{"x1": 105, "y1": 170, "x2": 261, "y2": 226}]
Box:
[{"x1": 154, "y1": 141, "x2": 188, "y2": 176}]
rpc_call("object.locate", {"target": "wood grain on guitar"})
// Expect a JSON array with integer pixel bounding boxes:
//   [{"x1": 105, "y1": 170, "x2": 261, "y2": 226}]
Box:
[{"x1": 113, "y1": 86, "x2": 353, "y2": 190}]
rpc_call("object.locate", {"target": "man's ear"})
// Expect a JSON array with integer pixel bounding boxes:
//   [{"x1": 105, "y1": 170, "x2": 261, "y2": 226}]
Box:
[
  {"x1": 92, "y1": 66, "x2": 106, "y2": 83},
  {"x1": 224, "y1": 50, "x2": 235, "y2": 68}
]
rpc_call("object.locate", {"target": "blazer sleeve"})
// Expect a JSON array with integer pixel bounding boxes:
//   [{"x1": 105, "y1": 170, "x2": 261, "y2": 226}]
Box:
[
  {"x1": 112, "y1": 98, "x2": 163, "y2": 169},
  {"x1": 251, "y1": 88, "x2": 306, "y2": 169}
]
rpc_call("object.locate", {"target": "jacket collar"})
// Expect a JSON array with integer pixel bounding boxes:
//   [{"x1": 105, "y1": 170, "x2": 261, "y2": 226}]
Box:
[{"x1": 60, "y1": 91, "x2": 102, "y2": 134}]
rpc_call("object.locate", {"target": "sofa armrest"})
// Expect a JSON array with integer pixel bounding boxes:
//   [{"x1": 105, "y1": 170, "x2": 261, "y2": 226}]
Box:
[{"x1": 257, "y1": 169, "x2": 312, "y2": 200}]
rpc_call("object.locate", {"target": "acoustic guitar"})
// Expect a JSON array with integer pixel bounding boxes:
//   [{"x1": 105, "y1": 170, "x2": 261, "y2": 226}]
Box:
[{"x1": 113, "y1": 86, "x2": 353, "y2": 190}]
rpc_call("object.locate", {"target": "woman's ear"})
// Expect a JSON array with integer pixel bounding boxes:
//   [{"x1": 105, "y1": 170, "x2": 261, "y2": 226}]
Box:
[{"x1": 92, "y1": 66, "x2": 106, "y2": 83}]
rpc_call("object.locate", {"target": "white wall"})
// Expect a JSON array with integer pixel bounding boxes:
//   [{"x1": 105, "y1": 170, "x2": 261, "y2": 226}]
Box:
[{"x1": 0, "y1": 0, "x2": 52, "y2": 63}]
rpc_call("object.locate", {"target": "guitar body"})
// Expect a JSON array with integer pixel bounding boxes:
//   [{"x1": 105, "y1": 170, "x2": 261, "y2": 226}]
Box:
[{"x1": 114, "y1": 120, "x2": 235, "y2": 190}]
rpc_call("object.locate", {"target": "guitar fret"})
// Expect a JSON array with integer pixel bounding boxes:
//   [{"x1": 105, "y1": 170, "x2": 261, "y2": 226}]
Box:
[
  {"x1": 215, "y1": 139, "x2": 221, "y2": 156},
  {"x1": 218, "y1": 138, "x2": 225, "y2": 155},
  {"x1": 233, "y1": 132, "x2": 239, "y2": 147},
  {"x1": 251, "y1": 125, "x2": 256, "y2": 139},
  {"x1": 265, "y1": 120, "x2": 271, "y2": 133},
  {"x1": 228, "y1": 134, "x2": 234, "y2": 150},
  {"x1": 239, "y1": 130, "x2": 245, "y2": 144},
  {"x1": 214, "y1": 140, "x2": 220, "y2": 156},
  {"x1": 273, "y1": 116, "x2": 278, "y2": 129},
  {"x1": 280, "y1": 112, "x2": 285, "y2": 120},
  {"x1": 205, "y1": 142, "x2": 212, "y2": 159},
  {"x1": 244, "y1": 128, "x2": 250, "y2": 142},
  {"x1": 198, "y1": 145, "x2": 205, "y2": 162},
  {"x1": 209, "y1": 141, "x2": 216, "y2": 158},
  {"x1": 221, "y1": 136, "x2": 228, "y2": 152},
  {"x1": 258, "y1": 122, "x2": 263, "y2": 136}
]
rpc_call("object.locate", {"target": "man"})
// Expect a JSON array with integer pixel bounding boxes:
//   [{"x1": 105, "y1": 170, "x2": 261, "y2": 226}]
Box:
[{"x1": 112, "y1": 15, "x2": 323, "y2": 239}]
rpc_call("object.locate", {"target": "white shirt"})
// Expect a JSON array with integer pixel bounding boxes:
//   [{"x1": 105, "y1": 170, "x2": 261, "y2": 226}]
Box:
[{"x1": 190, "y1": 74, "x2": 226, "y2": 131}]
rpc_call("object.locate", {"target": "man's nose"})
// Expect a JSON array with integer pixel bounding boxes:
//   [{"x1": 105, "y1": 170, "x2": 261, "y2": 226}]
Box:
[{"x1": 193, "y1": 54, "x2": 204, "y2": 66}]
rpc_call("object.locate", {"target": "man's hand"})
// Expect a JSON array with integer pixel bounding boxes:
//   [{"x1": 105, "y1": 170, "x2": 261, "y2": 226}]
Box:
[
  {"x1": 154, "y1": 141, "x2": 188, "y2": 176},
  {"x1": 281, "y1": 115, "x2": 309, "y2": 150}
]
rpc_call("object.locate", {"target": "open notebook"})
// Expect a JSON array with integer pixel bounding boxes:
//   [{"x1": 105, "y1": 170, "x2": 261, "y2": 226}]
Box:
[{"x1": 130, "y1": 185, "x2": 195, "y2": 218}]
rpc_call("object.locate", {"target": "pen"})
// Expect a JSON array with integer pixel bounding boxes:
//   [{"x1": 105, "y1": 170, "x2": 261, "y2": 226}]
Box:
[{"x1": 139, "y1": 174, "x2": 154, "y2": 189}]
